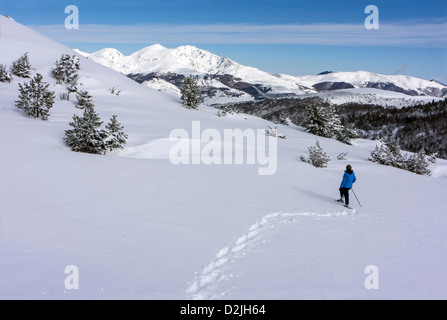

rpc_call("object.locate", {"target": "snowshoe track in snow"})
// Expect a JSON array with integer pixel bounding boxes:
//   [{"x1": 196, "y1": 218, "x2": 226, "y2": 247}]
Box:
[{"x1": 186, "y1": 209, "x2": 355, "y2": 300}]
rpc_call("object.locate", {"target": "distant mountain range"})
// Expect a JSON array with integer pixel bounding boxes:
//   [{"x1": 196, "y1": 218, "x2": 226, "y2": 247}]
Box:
[{"x1": 75, "y1": 45, "x2": 447, "y2": 104}]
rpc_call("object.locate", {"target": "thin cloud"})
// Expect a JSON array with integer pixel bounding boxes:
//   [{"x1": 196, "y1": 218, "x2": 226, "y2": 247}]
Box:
[
  {"x1": 32, "y1": 21, "x2": 447, "y2": 47},
  {"x1": 395, "y1": 65, "x2": 409, "y2": 75}
]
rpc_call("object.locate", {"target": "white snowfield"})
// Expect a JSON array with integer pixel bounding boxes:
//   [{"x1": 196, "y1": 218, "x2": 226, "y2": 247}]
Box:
[
  {"x1": 298, "y1": 88, "x2": 441, "y2": 108},
  {"x1": 288, "y1": 71, "x2": 447, "y2": 94},
  {"x1": 1, "y1": 15, "x2": 447, "y2": 300}
]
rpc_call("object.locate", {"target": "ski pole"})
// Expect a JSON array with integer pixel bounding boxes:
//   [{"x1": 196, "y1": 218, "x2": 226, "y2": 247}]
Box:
[{"x1": 352, "y1": 188, "x2": 363, "y2": 207}]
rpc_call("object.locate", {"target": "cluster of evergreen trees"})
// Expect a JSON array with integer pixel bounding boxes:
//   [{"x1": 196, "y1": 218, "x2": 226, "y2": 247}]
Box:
[
  {"x1": 370, "y1": 139, "x2": 436, "y2": 175},
  {"x1": 221, "y1": 95, "x2": 444, "y2": 173},
  {"x1": 65, "y1": 109, "x2": 128, "y2": 155},
  {"x1": 3, "y1": 52, "x2": 127, "y2": 154},
  {"x1": 337, "y1": 98, "x2": 447, "y2": 159},
  {"x1": 223, "y1": 96, "x2": 447, "y2": 159},
  {"x1": 3, "y1": 53, "x2": 56, "y2": 120},
  {"x1": 224, "y1": 97, "x2": 357, "y2": 144},
  {"x1": 223, "y1": 96, "x2": 311, "y2": 125},
  {"x1": 51, "y1": 54, "x2": 128, "y2": 154},
  {"x1": 217, "y1": 105, "x2": 240, "y2": 117},
  {"x1": 1, "y1": 53, "x2": 32, "y2": 82}
]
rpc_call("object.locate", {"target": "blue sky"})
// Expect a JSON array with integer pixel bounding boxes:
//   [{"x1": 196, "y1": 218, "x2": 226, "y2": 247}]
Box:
[{"x1": 1, "y1": 0, "x2": 447, "y2": 81}]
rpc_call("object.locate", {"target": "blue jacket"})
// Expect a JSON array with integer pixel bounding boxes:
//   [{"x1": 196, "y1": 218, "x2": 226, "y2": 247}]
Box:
[{"x1": 340, "y1": 171, "x2": 356, "y2": 189}]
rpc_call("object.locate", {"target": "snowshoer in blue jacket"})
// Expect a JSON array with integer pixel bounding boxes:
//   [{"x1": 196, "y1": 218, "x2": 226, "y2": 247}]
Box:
[{"x1": 337, "y1": 165, "x2": 357, "y2": 207}]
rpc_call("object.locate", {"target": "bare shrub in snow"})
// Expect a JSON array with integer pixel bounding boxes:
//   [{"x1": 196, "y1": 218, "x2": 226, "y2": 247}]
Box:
[
  {"x1": 266, "y1": 126, "x2": 286, "y2": 139},
  {"x1": 337, "y1": 152, "x2": 349, "y2": 161}
]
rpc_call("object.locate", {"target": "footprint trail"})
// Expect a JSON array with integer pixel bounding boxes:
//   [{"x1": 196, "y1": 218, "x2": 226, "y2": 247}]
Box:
[{"x1": 186, "y1": 209, "x2": 355, "y2": 300}]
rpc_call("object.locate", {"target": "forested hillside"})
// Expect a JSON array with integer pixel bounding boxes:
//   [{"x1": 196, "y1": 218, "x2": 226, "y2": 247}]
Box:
[{"x1": 223, "y1": 98, "x2": 447, "y2": 158}]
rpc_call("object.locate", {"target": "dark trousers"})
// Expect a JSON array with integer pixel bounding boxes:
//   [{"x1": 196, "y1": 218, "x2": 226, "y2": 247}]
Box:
[{"x1": 340, "y1": 188, "x2": 350, "y2": 205}]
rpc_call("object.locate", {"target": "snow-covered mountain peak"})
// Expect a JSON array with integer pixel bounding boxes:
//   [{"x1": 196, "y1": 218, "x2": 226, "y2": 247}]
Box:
[
  {"x1": 91, "y1": 48, "x2": 124, "y2": 59},
  {"x1": 145, "y1": 43, "x2": 167, "y2": 51},
  {"x1": 83, "y1": 44, "x2": 233, "y2": 75},
  {"x1": 79, "y1": 43, "x2": 314, "y2": 102},
  {"x1": 79, "y1": 43, "x2": 447, "y2": 103},
  {"x1": 83, "y1": 48, "x2": 130, "y2": 74},
  {"x1": 130, "y1": 44, "x2": 168, "y2": 59},
  {"x1": 170, "y1": 45, "x2": 239, "y2": 74},
  {"x1": 81, "y1": 44, "x2": 249, "y2": 75}
]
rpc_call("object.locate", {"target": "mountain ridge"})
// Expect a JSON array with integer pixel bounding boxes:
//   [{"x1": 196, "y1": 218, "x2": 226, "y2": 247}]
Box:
[{"x1": 78, "y1": 44, "x2": 447, "y2": 104}]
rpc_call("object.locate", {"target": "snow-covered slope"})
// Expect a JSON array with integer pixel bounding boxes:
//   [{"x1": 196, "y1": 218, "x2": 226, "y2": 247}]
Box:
[
  {"x1": 282, "y1": 71, "x2": 447, "y2": 97},
  {"x1": 298, "y1": 88, "x2": 442, "y2": 108},
  {"x1": 1, "y1": 15, "x2": 447, "y2": 300}
]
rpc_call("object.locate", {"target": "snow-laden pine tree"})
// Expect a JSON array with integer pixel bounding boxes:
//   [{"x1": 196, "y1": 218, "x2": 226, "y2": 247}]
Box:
[
  {"x1": 15, "y1": 73, "x2": 55, "y2": 120},
  {"x1": 76, "y1": 90, "x2": 94, "y2": 109},
  {"x1": 105, "y1": 115, "x2": 128, "y2": 151},
  {"x1": 406, "y1": 151, "x2": 432, "y2": 175},
  {"x1": 369, "y1": 140, "x2": 388, "y2": 165},
  {"x1": 370, "y1": 139, "x2": 404, "y2": 168},
  {"x1": 0, "y1": 64, "x2": 13, "y2": 83},
  {"x1": 300, "y1": 140, "x2": 331, "y2": 168},
  {"x1": 302, "y1": 100, "x2": 356, "y2": 144},
  {"x1": 384, "y1": 140, "x2": 406, "y2": 168},
  {"x1": 323, "y1": 104, "x2": 345, "y2": 137},
  {"x1": 302, "y1": 100, "x2": 331, "y2": 137},
  {"x1": 370, "y1": 139, "x2": 432, "y2": 175},
  {"x1": 65, "y1": 106, "x2": 108, "y2": 154},
  {"x1": 11, "y1": 53, "x2": 32, "y2": 78},
  {"x1": 52, "y1": 54, "x2": 80, "y2": 92},
  {"x1": 336, "y1": 125, "x2": 358, "y2": 145},
  {"x1": 303, "y1": 101, "x2": 342, "y2": 136},
  {"x1": 307, "y1": 140, "x2": 331, "y2": 168},
  {"x1": 180, "y1": 75, "x2": 204, "y2": 110}
]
